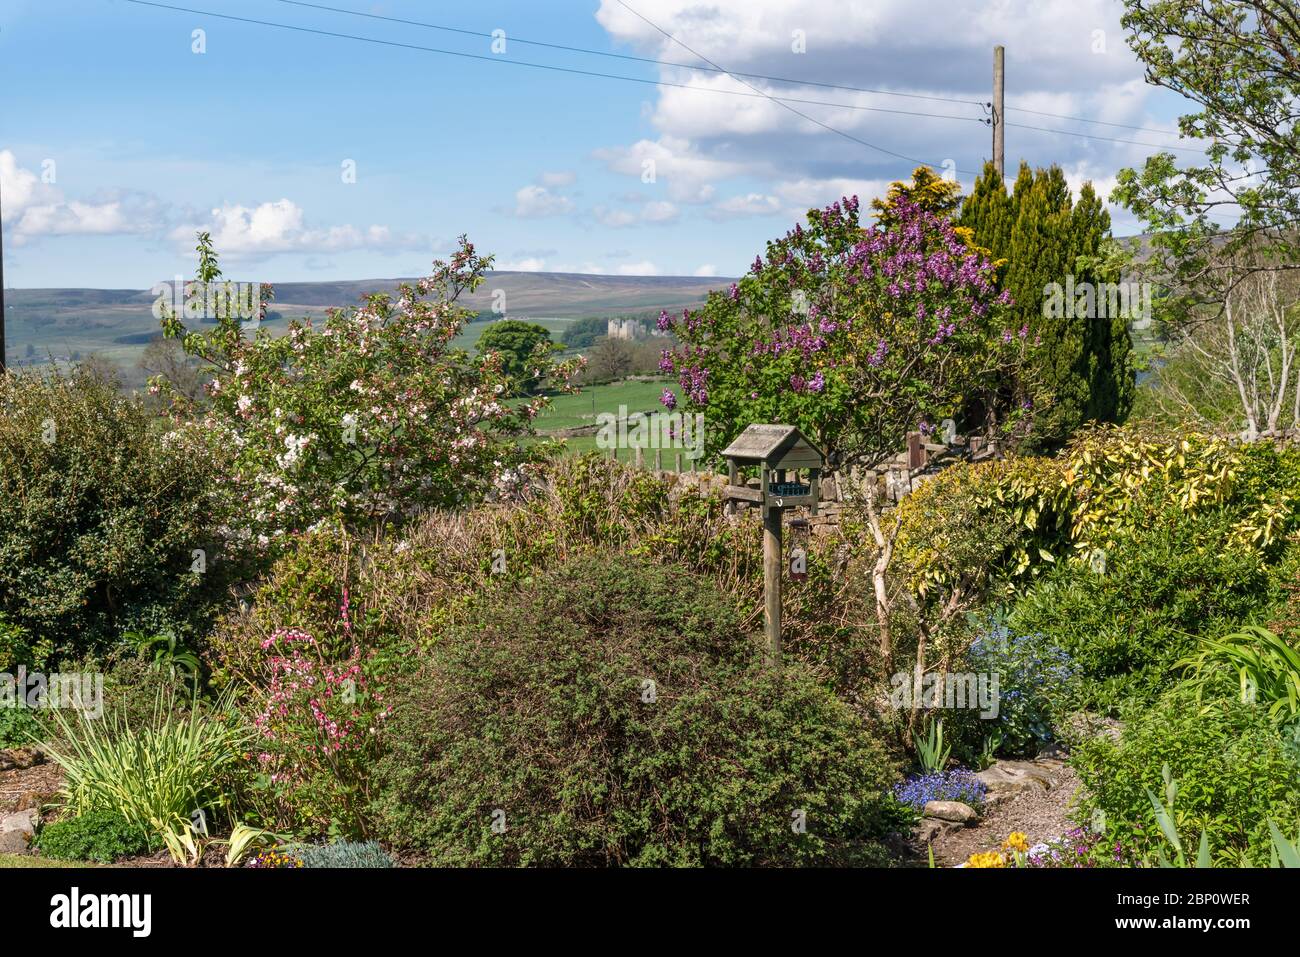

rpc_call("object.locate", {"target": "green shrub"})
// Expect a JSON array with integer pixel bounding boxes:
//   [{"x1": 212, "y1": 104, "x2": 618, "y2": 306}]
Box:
[
  {"x1": 35, "y1": 810, "x2": 149, "y2": 863},
  {"x1": 0, "y1": 706, "x2": 42, "y2": 750},
  {"x1": 42, "y1": 685, "x2": 251, "y2": 863},
  {"x1": 211, "y1": 455, "x2": 885, "y2": 704},
  {"x1": 963, "y1": 623, "x2": 1077, "y2": 757},
  {"x1": 370, "y1": 552, "x2": 901, "y2": 867},
  {"x1": 286, "y1": 840, "x2": 393, "y2": 868},
  {"x1": 1072, "y1": 681, "x2": 1300, "y2": 866},
  {"x1": 0, "y1": 368, "x2": 243, "y2": 662},
  {"x1": 0, "y1": 614, "x2": 52, "y2": 672},
  {"x1": 1008, "y1": 511, "x2": 1276, "y2": 713}
]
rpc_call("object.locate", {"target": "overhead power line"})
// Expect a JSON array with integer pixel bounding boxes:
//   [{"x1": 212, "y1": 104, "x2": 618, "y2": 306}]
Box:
[
  {"x1": 1005, "y1": 121, "x2": 1208, "y2": 154},
  {"x1": 272, "y1": 0, "x2": 988, "y2": 110},
  {"x1": 276, "y1": 0, "x2": 1203, "y2": 147},
  {"x1": 1005, "y1": 104, "x2": 1190, "y2": 138},
  {"x1": 608, "y1": 0, "x2": 979, "y2": 174},
  {"x1": 122, "y1": 0, "x2": 1208, "y2": 173},
  {"x1": 121, "y1": 0, "x2": 985, "y2": 127},
  {"x1": 122, "y1": 0, "x2": 984, "y2": 174}
]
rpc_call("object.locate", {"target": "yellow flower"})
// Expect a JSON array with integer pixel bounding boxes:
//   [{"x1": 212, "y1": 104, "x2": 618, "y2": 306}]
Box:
[
  {"x1": 966, "y1": 850, "x2": 1006, "y2": 868},
  {"x1": 1003, "y1": 832, "x2": 1030, "y2": 854}
]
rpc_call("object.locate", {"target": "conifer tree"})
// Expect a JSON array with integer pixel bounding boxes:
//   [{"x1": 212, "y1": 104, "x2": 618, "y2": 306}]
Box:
[{"x1": 959, "y1": 161, "x2": 1134, "y2": 447}]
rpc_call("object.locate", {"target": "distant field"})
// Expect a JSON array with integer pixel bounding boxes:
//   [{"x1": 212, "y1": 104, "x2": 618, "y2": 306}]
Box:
[
  {"x1": 534, "y1": 378, "x2": 669, "y2": 432},
  {"x1": 2, "y1": 271, "x2": 727, "y2": 391},
  {"x1": 530, "y1": 378, "x2": 696, "y2": 462}
]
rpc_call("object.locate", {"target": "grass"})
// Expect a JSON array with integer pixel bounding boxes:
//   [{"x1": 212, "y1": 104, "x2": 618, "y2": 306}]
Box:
[
  {"x1": 0, "y1": 852, "x2": 99, "y2": 868},
  {"x1": 534, "y1": 378, "x2": 670, "y2": 432}
]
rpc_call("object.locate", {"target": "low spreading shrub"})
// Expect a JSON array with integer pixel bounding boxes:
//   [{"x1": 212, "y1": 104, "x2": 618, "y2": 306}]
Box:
[
  {"x1": 285, "y1": 840, "x2": 393, "y2": 868},
  {"x1": 35, "y1": 810, "x2": 149, "y2": 863},
  {"x1": 244, "y1": 626, "x2": 390, "y2": 838},
  {"x1": 0, "y1": 706, "x2": 42, "y2": 750},
  {"x1": 211, "y1": 455, "x2": 887, "y2": 704},
  {"x1": 965, "y1": 624, "x2": 1076, "y2": 755},
  {"x1": 370, "y1": 552, "x2": 902, "y2": 867},
  {"x1": 1008, "y1": 512, "x2": 1276, "y2": 713},
  {"x1": 1071, "y1": 681, "x2": 1300, "y2": 866}
]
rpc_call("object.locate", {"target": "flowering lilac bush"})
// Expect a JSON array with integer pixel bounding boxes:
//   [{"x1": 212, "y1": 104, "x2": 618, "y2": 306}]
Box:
[
  {"x1": 656, "y1": 196, "x2": 1034, "y2": 467},
  {"x1": 893, "y1": 768, "x2": 987, "y2": 810},
  {"x1": 154, "y1": 233, "x2": 581, "y2": 552}
]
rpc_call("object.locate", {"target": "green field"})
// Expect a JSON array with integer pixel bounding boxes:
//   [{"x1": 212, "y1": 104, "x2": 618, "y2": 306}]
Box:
[
  {"x1": 529, "y1": 377, "x2": 702, "y2": 462},
  {"x1": 534, "y1": 378, "x2": 670, "y2": 432}
]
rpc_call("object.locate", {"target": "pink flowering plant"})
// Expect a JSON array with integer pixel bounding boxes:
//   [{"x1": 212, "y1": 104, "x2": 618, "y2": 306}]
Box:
[
  {"x1": 154, "y1": 233, "x2": 581, "y2": 552},
  {"x1": 657, "y1": 196, "x2": 1036, "y2": 467},
  {"x1": 251, "y1": 613, "x2": 391, "y2": 837}
]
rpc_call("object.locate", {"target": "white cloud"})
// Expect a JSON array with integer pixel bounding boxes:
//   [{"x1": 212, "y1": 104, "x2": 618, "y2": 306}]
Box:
[
  {"x1": 170, "y1": 199, "x2": 416, "y2": 255},
  {"x1": 0, "y1": 150, "x2": 161, "y2": 244},
  {"x1": 588, "y1": 1, "x2": 1183, "y2": 231},
  {"x1": 641, "y1": 199, "x2": 679, "y2": 222},
  {"x1": 513, "y1": 184, "x2": 574, "y2": 218},
  {"x1": 693, "y1": 263, "x2": 717, "y2": 276},
  {"x1": 593, "y1": 206, "x2": 638, "y2": 228},
  {"x1": 496, "y1": 257, "x2": 547, "y2": 272},
  {"x1": 616, "y1": 260, "x2": 659, "y2": 275},
  {"x1": 708, "y1": 192, "x2": 781, "y2": 219},
  {"x1": 593, "y1": 199, "x2": 679, "y2": 227},
  {"x1": 593, "y1": 135, "x2": 738, "y2": 203}
]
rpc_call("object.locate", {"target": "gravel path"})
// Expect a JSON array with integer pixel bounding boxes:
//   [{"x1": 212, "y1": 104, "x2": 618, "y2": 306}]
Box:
[{"x1": 930, "y1": 761, "x2": 1081, "y2": 867}]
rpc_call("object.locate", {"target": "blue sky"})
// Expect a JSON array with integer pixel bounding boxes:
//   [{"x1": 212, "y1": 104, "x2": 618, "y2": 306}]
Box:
[{"x1": 1, "y1": 0, "x2": 1206, "y2": 287}]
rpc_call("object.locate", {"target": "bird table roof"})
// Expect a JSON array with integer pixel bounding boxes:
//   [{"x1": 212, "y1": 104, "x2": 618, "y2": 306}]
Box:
[{"x1": 721, "y1": 424, "x2": 824, "y2": 468}]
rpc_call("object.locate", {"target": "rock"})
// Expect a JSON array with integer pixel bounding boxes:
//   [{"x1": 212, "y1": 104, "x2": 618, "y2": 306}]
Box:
[
  {"x1": 923, "y1": 800, "x2": 978, "y2": 824},
  {"x1": 0, "y1": 831, "x2": 30, "y2": 854},
  {"x1": 1, "y1": 809, "x2": 38, "y2": 837},
  {"x1": 913, "y1": 817, "x2": 967, "y2": 843},
  {"x1": 977, "y1": 759, "x2": 1057, "y2": 801},
  {"x1": 0, "y1": 747, "x2": 44, "y2": 771},
  {"x1": 15, "y1": 791, "x2": 55, "y2": 813}
]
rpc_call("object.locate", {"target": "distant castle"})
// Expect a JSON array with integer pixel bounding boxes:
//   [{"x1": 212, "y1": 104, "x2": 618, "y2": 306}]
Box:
[{"x1": 606, "y1": 318, "x2": 665, "y2": 340}]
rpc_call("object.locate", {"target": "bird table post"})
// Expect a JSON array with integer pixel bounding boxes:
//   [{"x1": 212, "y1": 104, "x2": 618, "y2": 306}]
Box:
[
  {"x1": 762, "y1": 477, "x2": 783, "y2": 666},
  {"x1": 720, "y1": 424, "x2": 825, "y2": 667}
]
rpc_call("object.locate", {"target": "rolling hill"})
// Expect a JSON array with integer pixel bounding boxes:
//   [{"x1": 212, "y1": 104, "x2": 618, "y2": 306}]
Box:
[{"x1": 1, "y1": 271, "x2": 731, "y2": 388}]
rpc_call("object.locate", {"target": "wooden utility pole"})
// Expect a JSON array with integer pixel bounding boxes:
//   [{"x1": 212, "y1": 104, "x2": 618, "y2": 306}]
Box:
[
  {"x1": 762, "y1": 500, "x2": 782, "y2": 666},
  {"x1": 992, "y1": 45, "x2": 1005, "y2": 179}
]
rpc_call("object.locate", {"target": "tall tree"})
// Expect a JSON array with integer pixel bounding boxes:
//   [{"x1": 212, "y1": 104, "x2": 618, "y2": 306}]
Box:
[
  {"x1": 960, "y1": 163, "x2": 1134, "y2": 447},
  {"x1": 1114, "y1": 0, "x2": 1300, "y2": 309},
  {"x1": 871, "y1": 166, "x2": 963, "y2": 228}
]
